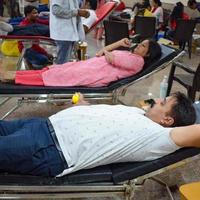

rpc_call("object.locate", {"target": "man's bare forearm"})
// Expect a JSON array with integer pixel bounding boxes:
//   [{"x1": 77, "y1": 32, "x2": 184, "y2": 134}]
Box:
[{"x1": 170, "y1": 124, "x2": 200, "y2": 147}]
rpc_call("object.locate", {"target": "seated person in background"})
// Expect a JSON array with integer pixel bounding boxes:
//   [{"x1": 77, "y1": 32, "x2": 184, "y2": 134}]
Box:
[
  {"x1": 0, "y1": 38, "x2": 162, "y2": 87},
  {"x1": 18, "y1": 5, "x2": 52, "y2": 69},
  {"x1": 135, "y1": 1, "x2": 152, "y2": 17},
  {"x1": 132, "y1": 0, "x2": 150, "y2": 15},
  {"x1": 81, "y1": 0, "x2": 98, "y2": 33},
  {"x1": 151, "y1": 0, "x2": 163, "y2": 29},
  {"x1": 143, "y1": 2, "x2": 153, "y2": 17},
  {"x1": 20, "y1": 5, "x2": 48, "y2": 26},
  {"x1": 187, "y1": 0, "x2": 200, "y2": 23},
  {"x1": 0, "y1": 92, "x2": 198, "y2": 177},
  {"x1": 166, "y1": 2, "x2": 189, "y2": 40},
  {"x1": 188, "y1": 0, "x2": 200, "y2": 12},
  {"x1": 130, "y1": 1, "x2": 152, "y2": 32}
]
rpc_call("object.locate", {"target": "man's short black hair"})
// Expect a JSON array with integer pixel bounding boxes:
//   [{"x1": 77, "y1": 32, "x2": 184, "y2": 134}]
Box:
[
  {"x1": 24, "y1": 5, "x2": 38, "y2": 16},
  {"x1": 169, "y1": 92, "x2": 196, "y2": 127}
]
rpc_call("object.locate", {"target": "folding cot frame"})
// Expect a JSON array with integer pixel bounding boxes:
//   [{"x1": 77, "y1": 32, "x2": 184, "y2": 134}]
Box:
[{"x1": 0, "y1": 147, "x2": 199, "y2": 199}]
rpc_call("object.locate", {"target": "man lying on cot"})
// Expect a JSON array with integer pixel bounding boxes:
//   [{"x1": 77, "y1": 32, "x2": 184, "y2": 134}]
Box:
[
  {"x1": 0, "y1": 38, "x2": 162, "y2": 87},
  {"x1": 0, "y1": 92, "x2": 199, "y2": 177}
]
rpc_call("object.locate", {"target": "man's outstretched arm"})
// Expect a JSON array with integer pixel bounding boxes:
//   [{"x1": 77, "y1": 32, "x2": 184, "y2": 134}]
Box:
[{"x1": 170, "y1": 124, "x2": 200, "y2": 147}]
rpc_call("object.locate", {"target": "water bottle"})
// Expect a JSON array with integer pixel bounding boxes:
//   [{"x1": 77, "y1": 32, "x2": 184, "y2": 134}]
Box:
[{"x1": 160, "y1": 75, "x2": 168, "y2": 99}]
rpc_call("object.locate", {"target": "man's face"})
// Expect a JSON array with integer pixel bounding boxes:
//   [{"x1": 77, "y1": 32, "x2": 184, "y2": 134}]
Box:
[
  {"x1": 28, "y1": 9, "x2": 38, "y2": 21},
  {"x1": 145, "y1": 96, "x2": 177, "y2": 127}
]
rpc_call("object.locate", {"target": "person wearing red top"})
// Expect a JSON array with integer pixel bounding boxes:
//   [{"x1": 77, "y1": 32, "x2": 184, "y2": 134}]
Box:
[
  {"x1": 166, "y1": 2, "x2": 189, "y2": 40},
  {"x1": 19, "y1": 5, "x2": 52, "y2": 69}
]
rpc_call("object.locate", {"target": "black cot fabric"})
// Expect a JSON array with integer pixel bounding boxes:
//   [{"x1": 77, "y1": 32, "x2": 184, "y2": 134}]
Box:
[
  {"x1": 0, "y1": 148, "x2": 199, "y2": 185},
  {"x1": 0, "y1": 45, "x2": 179, "y2": 95}
]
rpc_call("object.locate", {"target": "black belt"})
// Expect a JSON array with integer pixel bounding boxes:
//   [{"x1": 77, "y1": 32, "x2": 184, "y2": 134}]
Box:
[{"x1": 46, "y1": 119, "x2": 68, "y2": 169}]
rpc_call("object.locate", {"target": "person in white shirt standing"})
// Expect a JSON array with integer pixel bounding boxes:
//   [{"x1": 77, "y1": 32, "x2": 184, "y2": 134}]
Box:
[{"x1": 50, "y1": 0, "x2": 90, "y2": 64}]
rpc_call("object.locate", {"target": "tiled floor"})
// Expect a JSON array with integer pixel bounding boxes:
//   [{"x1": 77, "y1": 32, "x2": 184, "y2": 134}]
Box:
[{"x1": 0, "y1": 32, "x2": 200, "y2": 199}]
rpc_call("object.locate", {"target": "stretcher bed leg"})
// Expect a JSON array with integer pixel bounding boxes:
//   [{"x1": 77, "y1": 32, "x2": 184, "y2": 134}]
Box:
[
  {"x1": 16, "y1": 48, "x2": 26, "y2": 70},
  {"x1": 149, "y1": 177, "x2": 175, "y2": 200},
  {"x1": 124, "y1": 181, "x2": 137, "y2": 200},
  {"x1": 1, "y1": 98, "x2": 23, "y2": 120},
  {"x1": 0, "y1": 97, "x2": 11, "y2": 106}
]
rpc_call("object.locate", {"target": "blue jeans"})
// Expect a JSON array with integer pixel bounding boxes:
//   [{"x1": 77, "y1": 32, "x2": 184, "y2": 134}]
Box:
[
  {"x1": 38, "y1": 4, "x2": 49, "y2": 13},
  {"x1": 24, "y1": 48, "x2": 49, "y2": 69},
  {"x1": 55, "y1": 40, "x2": 74, "y2": 64},
  {"x1": 9, "y1": 17, "x2": 24, "y2": 25},
  {"x1": 0, "y1": 118, "x2": 65, "y2": 177}
]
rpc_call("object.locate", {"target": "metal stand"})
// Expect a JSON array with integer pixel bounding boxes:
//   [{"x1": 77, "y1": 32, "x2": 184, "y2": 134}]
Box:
[{"x1": 149, "y1": 177, "x2": 175, "y2": 200}]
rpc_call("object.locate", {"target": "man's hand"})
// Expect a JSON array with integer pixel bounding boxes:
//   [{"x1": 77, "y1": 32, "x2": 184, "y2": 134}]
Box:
[
  {"x1": 74, "y1": 92, "x2": 90, "y2": 106},
  {"x1": 104, "y1": 50, "x2": 114, "y2": 64},
  {"x1": 78, "y1": 9, "x2": 90, "y2": 18}
]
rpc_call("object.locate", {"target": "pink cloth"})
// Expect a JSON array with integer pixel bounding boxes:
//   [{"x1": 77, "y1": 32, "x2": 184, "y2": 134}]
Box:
[{"x1": 16, "y1": 50, "x2": 144, "y2": 87}]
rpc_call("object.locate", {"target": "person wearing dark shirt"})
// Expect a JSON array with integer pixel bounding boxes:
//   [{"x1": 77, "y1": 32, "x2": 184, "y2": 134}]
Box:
[{"x1": 166, "y1": 2, "x2": 189, "y2": 40}]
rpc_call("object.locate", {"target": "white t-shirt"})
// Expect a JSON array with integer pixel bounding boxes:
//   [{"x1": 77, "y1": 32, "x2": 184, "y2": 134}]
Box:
[
  {"x1": 49, "y1": 105, "x2": 180, "y2": 177},
  {"x1": 81, "y1": 9, "x2": 98, "y2": 29}
]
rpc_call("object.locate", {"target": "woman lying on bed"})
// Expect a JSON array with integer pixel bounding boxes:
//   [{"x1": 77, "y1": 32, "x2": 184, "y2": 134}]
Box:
[{"x1": 0, "y1": 38, "x2": 162, "y2": 87}]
